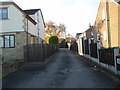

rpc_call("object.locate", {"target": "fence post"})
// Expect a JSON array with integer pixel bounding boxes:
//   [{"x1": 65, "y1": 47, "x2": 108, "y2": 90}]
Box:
[
  {"x1": 23, "y1": 45, "x2": 26, "y2": 62},
  {"x1": 114, "y1": 47, "x2": 119, "y2": 74},
  {"x1": 88, "y1": 38, "x2": 91, "y2": 60},
  {"x1": 97, "y1": 42, "x2": 101, "y2": 64}
]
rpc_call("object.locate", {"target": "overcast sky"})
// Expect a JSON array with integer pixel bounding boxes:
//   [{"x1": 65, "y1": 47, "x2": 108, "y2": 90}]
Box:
[{"x1": 5, "y1": 0, "x2": 100, "y2": 36}]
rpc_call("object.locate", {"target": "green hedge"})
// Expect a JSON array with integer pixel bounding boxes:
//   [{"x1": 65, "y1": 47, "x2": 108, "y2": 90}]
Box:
[{"x1": 48, "y1": 36, "x2": 59, "y2": 44}]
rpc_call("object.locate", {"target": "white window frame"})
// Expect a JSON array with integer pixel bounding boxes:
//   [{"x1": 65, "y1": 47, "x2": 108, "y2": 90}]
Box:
[
  {"x1": 97, "y1": 34, "x2": 100, "y2": 41},
  {"x1": 0, "y1": 35, "x2": 15, "y2": 48},
  {"x1": 103, "y1": 31, "x2": 107, "y2": 41},
  {"x1": 0, "y1": 8, "x2": 8, "y2": 19},
  {"x1": 102, "y1": 9, "x2": 105, "y2": 20}
]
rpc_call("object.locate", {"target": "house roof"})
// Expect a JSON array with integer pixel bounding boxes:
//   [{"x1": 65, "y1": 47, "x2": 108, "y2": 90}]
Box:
[
  {"x1": 114, "y1": 0, "x2": 120, "y2": 4},
  {"x1": 24, "y1": 9, "x2": 46, "y2": 28},
  {"x1": 0, "y1": 1, "x2": 37, "y2": 25},
  {"x1": 76, "y1": 33, "x2": 82, "y2": 36},
  {"x1": 24, "y1": 9, "x2": 40, "y2": 15},
  {"x1": 117, "y1": 1, "x2": 120, "y2": 4}
]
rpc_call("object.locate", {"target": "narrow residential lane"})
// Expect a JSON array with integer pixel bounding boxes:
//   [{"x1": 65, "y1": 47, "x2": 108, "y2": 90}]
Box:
[{"x1": 3, "y1": 48, "x2": 119, "y2": 88}]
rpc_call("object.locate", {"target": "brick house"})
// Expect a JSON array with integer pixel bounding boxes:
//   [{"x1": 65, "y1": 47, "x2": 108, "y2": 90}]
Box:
[
  {"x1": 94, "y1": 0, "x2": 120, "y2": 48},
  {"x1": 76, "y1": 0, "x2": 120, "y2": 76},
  {"x1": 0, "y1": 1, "x2": 45, "y2": 63}
]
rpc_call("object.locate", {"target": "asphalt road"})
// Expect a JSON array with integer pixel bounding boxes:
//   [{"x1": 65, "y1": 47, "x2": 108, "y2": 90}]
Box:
[{"x1": 2, "y1": 48, "x2": 120, "y2": 88}]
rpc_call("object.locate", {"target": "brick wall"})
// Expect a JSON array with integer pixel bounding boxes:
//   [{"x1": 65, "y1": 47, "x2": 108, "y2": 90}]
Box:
[
  {"x1": 1, "y1": 32, "x2": 27, "y2": 63},
  {"x1": 1, "y1": 31, "x2": 43, "y2": 77},
  {"x1": 94, "y1": 0, "x2": 120, "y2": 48}
]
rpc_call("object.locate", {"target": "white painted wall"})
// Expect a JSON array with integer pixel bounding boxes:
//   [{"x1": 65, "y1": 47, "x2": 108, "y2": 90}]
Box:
[
  {"x1": 0, "y1": 5, "x2": 24, "y2": 33},
  {"x1": 0, "y1": 4, "x2": 37, "y2": 37},
  {"x1": 76, "y1": 33, "x2": 84, "y2": 55},
  {"x1": 27, "y1": 19, "x2": 37, "y2": 36},
  {"x1": 29, "y1": 15, "x2": 36, "y2": 22},
  {"x1": 38, "y1": 11, "x2": 45, "y2": 40},
  {"x1": 29, "y1": 10, "x2": 45, "y2": 40}
]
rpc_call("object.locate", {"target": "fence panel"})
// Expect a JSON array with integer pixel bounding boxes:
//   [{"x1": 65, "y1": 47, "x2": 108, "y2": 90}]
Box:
[
  {"x1": 70, "y1": 41, "x2": 78, "y2": 52},
  {"x1": 90, "y1": 43, "x2": 98, "y2": 58},
  {"x1": 84, "y1": 39, "x2": 89, "y2": 55},
  {"x1": 99, "y1": 48, "x2": 114, "y2": 66},
  {"x1": 24, "y1": 44, "x2": 59, "y2": 62},
  {"x1": 82, "y1": 38, "x2": 85, "y2": 54}
]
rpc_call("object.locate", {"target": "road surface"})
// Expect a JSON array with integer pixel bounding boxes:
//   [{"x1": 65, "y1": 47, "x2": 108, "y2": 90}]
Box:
[{"x1": 3, "y1": 48, "x2": 119, "y2": 88}]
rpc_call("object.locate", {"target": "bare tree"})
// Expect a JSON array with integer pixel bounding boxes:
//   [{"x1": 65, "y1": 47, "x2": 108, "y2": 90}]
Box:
[{"x1": 45, "y1": 21, "x2": 67, "y2": 40}]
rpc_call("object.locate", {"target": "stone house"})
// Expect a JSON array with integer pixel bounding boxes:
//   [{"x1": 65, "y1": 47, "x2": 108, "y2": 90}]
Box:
[
  {"x1": 0, "y1": 1, "x2": 45, "y2": 63},
  {"x1": 94, "y1": 0, "x2": 120, "y2": 48}
]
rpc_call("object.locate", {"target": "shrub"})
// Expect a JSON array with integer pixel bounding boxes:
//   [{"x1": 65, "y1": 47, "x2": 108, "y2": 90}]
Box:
[{"x1": 48, "y1": 36, "x2": 59, "y2": 44}]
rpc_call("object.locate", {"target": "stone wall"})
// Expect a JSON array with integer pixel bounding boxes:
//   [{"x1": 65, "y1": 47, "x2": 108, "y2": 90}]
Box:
[
  {"x1": 1, "y1": 31, "x2": 43, "y2": 63},
  {"x1": 1, "y1": 32, "x2": 27, "y2": 63},
  {"x1": 1, "y1": 32, "x2": 27, "y2": 77},
  {"x1": 1, "y1": 31, "x2": 43, "y2": 77}
]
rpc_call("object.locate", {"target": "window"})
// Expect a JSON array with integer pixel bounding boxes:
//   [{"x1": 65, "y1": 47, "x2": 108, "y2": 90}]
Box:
[
  {"x1": 97, "y1": 34, "x2": 100, "y2": 41},
  {"x1": 102, "y1": 9, "x2": 105, "y2": 20},
  {"x1": 91, "y1": 32, "x2": 93, "y2": 36},
  {"x1": 0, "y1": 35, "x2": 15, "y2": 48},
  {"x1": 31, "y1": 36, "x2": 35, "y2": 44},
  {"x1": 5, "y1": 36, "x2": 10, "y2": 47},
  {"x1": 103, "y1": 31, "x2": 107, "y2": 41},
  {"x1": 10, "y1": 36, "x2": 15, "y2": 47},
  {"x1": 0, "y1": 8, "x2": 8, "y2": 19}
]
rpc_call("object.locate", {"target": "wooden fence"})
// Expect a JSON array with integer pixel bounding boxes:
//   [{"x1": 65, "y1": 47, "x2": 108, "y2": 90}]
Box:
[
  {"x1": 24, "y1": 44, "x2": 59, "y2": 62},
  {"x1": 90, "y1": 43, "x2": 98, "y2": 58},
  {"x1": 84, "y1": 39, "x2": 89, "y2": 55},
  {"x1": 99, "y1": 48, "x2": 114, "y2": 66},
  {"x1": 76, "y1": 37, "x2": 120, "y2": 75},
  {"x1": 82, "y1": 38, "x2": 85, "y2": 54},
  {"x1": 70, "y1": 41, "x2": 78, "y2": 52}
]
